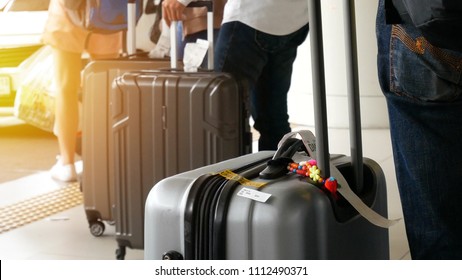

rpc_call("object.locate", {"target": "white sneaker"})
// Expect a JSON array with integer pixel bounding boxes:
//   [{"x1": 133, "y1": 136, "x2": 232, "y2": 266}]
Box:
[{"x1": 50, "y1": 157, "x2": 77, "y2": 182}]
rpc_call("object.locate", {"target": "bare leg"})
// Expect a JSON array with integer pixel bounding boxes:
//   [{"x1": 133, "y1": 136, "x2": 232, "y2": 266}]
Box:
[{"x1": 50, "y1": 47, "x2": 81, "y2": 180}]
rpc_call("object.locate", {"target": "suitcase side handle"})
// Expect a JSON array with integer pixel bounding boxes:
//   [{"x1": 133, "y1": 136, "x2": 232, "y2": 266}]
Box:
[{"x1": 127, "y1": 0, "x2": 138, "y2": 55}]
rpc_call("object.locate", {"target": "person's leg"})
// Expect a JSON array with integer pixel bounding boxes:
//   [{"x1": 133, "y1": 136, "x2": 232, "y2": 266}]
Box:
[
  {"x1": 385, "y1": 92, "x2": 462, "y2": 260},
  {"x1": 215, "y1": 22, "x2": 308, "y2": 151},
  {"x1": 376, "y1": 0, "x2": 462, "y2": 259},
  {"x1": 252, "y1": 24, "x2": 308, "y2": 150},
  {"x1": 50, "y1": 47, "x2": 81, "y2": 181},
  {"x1": 215, "y1": 22, "x2": 267, "y2": 84},
  {"x1": 214, "y1": 21, "x2": 268, "y2": 149}
]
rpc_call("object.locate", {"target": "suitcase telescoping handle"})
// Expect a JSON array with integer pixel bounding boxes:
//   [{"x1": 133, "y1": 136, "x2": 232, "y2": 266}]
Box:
[
  {"x1": 170, "y1": 0, "x2": 214, "y2": 69},
  {"x1": 127, "y1": 0, "x2": 138, "y2": 55},
  {"x1": 307, "y1": 0, "x2": 364, "y2": 193}
]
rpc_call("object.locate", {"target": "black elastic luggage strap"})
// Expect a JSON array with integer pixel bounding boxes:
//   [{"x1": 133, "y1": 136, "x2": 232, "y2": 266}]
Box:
[
  {"x1": 184, "y1": 175, "x2": 222, "y2": 260},
  {"x1": 212, "y1": 161, "x2": 269, "y2": 259},
  {"x1": 183, "y1": 156, "x2": 272, "y2": 260},
  {"x1": 196, "y1": 176, "x2": 226, "y2": 259}
]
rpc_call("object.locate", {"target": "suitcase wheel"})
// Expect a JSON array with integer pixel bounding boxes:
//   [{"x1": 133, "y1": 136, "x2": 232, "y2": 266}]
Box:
[
  {"x1": 89, "y1": 221, "x2": 105, "y2": 237},
  {"x1": 116, "y1": 246, "x2": 126, "y2": 260},
  {"x1": 162, "y1": 250, "x2": 184, "y2": 260}
]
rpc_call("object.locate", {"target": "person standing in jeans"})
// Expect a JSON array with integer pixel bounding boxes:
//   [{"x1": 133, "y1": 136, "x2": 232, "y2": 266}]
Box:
[
  {"x1": 214, "y1": 0, "x2": 309, "y2": 151},
  {"x1": 162, "y1": 0, "x2": 309, "y2": 150},
  {"x1": 376, "y1": 0, "x2": 462, "y2": 259}
]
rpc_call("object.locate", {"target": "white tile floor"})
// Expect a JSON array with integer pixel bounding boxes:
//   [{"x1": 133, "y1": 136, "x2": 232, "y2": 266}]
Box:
[{"x1": 0, "y1": 124, "x2": 410, "y2": 260}]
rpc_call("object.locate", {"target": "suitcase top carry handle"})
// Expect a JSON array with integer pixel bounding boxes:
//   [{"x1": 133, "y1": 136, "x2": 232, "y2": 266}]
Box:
[
  {"x1": 307, "y1": 0, "x2": 364, "y2": 193},
  {"x1": 170, "y1": 0, "x2": 214, "y2": 69},
  {"x1": 187, "y1": 1, "x2": 212, "y2": 11},
  {"x1": 260, "y1": 130, "x2": 317, "y2": 179},
  {"x1": 259, "y1": 138, "x2": 306, "y2": 179}
]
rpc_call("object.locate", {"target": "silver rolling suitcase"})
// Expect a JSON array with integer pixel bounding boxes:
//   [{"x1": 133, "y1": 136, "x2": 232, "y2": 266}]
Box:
[{"x1": 144, "y1": 0, "x2": 394, "y2": 260}]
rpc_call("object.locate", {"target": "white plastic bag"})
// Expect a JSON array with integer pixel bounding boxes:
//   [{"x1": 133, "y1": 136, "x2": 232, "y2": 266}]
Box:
[{"x1": 14, "y1": 45, "x2": 56, "y2": 132}]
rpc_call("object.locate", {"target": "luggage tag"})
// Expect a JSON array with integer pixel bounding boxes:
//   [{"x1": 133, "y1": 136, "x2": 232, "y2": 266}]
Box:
[
  {"x1": 183, "y1": 39, "x2": 209, "y2": 72},
  {"x1": 287, "y1": 129, "x2": 401, "y2": 229},
  {"x1": 278, "y1": 130, "x2": 317, "y2": 158},
  {"x1": 148, "y1": 19, "x2": 171, "y2": 59},
  {"x1": 287, "y1": 159, "x2": 401, "y2": 228},
  {"x1": 227, "y1": 130, "x2": 401, "y2": 228},
  {"x1": 329, "y1": 163, "x2": 401, "y2": 228},
  {"x1": 218, "y1": 170, "x2": 271, "y2": 203},
  {"x1": 237, "y1": 188, "x2": 271, "y2": 203}
]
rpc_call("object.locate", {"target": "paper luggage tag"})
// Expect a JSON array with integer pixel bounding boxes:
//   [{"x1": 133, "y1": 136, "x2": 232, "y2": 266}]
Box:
[
  {"x1": 183, "y1": 39, "x2": 209, "y2": 72},
  {"x1": 279, "y1": 130, "x2": 401, "y2": 228},
  {"x1": 329, "y1": 163, "x2": 401, "y2": 228},
  {"x1": 278, "y1": 130, "x2": 317, "y2": 158},
  {"x1": 237, "y1": 188, "x2": 271, "y2": 203}
]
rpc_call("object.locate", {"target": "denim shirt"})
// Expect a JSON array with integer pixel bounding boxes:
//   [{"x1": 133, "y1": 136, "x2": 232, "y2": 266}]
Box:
[{"x1": 384, "y1": 0, "x2": 462, "y2": 52}]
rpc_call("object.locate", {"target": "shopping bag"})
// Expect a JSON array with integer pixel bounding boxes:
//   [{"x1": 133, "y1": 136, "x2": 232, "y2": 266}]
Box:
[{"x1": 14, "y1": 45, "x2": 55, "y2": 133}]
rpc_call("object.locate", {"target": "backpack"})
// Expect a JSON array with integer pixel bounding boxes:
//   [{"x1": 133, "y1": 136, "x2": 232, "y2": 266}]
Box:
[
  {"x1": 63, "y1": 0, "x2": 143, "y2": 34},
  {"x1": 392, "y1": 0, "x2": 462, "y2": 52}
]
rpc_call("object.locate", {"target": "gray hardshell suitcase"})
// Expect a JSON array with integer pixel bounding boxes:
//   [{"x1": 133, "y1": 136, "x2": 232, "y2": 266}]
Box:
[
  {"x1": 144, "y1": 145, "x2": 389, "y2": 260},
  {"x1": 144, "y1": 0, "x2": 391, "y2": 260},
  {"x1": 111, "y1": 69, "x2": 251, "y2": 258},
  {"x1": 109, "y1": 1, "x2": 251, "y2": 259},
  {"x1": 80, "y1": 0, "x2": 171, "y2": 239},
  {"x1": 81, "y1": 59, "x2": 170, "y2": 235}
]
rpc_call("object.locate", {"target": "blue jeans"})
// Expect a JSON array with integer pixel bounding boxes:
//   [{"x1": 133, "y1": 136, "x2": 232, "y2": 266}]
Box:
[
  {"x1": 376, "y1": 0, "x2": 462, "y2": 259},
  {"x1": 214, "y1": 21, "x2": 309, "y2": 151}
]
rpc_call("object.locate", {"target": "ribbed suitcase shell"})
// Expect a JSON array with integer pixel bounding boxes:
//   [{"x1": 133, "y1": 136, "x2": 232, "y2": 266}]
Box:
[
  {"x1": 144, "y1": 0, "x2": 390, "y2": 260},
  {"x1": 110, "y1": 70, "x2": 251, "y2": 257},
  {"x1": 144, "y1": 151, "x2": 389, "y2": 260},
  {"x1": 81, "y1": 59, "x2": 171, "y2": 236}
]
